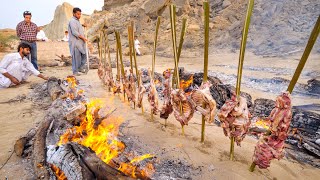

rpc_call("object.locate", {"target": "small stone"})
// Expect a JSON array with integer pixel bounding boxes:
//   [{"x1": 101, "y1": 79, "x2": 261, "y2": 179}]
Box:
[
  {"x1": 316, "y1": 139, "x2": 320, "y2": 145},
  {"x1": 208, "y1": 164, "x2": 215, "y2": 171}
]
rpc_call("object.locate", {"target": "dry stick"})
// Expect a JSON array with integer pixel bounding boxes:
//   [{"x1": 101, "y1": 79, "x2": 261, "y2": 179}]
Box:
[
  {"x1": 170, "y1": 4, "x2": 184, "y2": 134},
  {"x1": 201, "y1": 1, "x2": 210, "y2": 143},
  {"x1": 232, "y1": 0, "x2": 254, "y2": 161},
  {"x1": 249, "y1": 15, "x2": 320, "y2": 172},
  {"x1": 128, "y1": 26, "x2": 134, "y2": 71},
  {"x1": 130, "y1": 21, "x2": 144, "y2": 114},
  {"x1": 84, "y1": 27, "x2": 90, "y2": 72},
  {"x1": 105, "y1": 30, "x2": 113, "y2": 91},
  {"x1": 172, "y1": 18, "x2": 188, "y2": 87},
  {"x1": 128, "y1": 25, "x2": 135, "y2": 108},
  {"x1": 115, "y1": 31, "x2": 126, "y2": 101},
  {"x1": 150, "y1": 16, "x2": 161, "y2": 121}
]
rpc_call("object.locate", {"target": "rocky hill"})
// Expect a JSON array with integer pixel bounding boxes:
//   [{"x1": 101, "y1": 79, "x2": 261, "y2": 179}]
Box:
[
  {"x1": 44, "y1": 2, "x2": 89, "y2": 40},
  {"x1": 87, "y1": 0, "x2": 320, "y2": 57}
]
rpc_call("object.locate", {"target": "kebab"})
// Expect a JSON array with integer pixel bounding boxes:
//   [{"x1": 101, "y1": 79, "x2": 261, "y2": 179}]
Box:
[
  {"x1": 217, "y1": 0, "x2": 254, "y2": 160},
  {"x1": 190, "y1": 82, "x2": 217, "y2": 124},
  {"x1": 249, "y1": 15, "x2": 320, "y2": 172},
  {"x1": 126, "y1": 69, "x2": 136, "y2": 104},
  {"x1": 137, "y1": 70, "x2": 146, "y2": 109},
  {"x1": 160, "y1": 69, "x2": 173, "y2": 123},
  {"x1": 147, "y1": 69, "x2": 159, "y2": 116}
]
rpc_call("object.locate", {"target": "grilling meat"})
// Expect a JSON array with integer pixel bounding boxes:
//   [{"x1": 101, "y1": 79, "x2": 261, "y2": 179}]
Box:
[
  {"x1": 112, "y1": 79, "x2": 122, "y2": 95},
  {"x1": 160, "y1": 69, "x2": 173, "y2": 119},
  {"x1": 190, "y1": 82, "x2": 217, "y2": 123},
  {"x1": 103, "y1": 66, "x2": 114, "y2": 88},
  {"x1": 252, "y1": 92, "x2": 292, "y2": 169},
  {"x1": 98, "y1": 63, "x2": 105, "y2": 80},
  {"x1": 171, "y1": 89, "x2": 194, "y2": 127},
  {"x1": 148, "y1": 69, "x2": 159, "y2": 115},
  {"x1": 137, "y1": 70, "x2": 146, "y2": 108},
  {"x1": 218, "y1": 95, "x2": 251, "y2": 146},
  {"x1": 126, "y1": 69, "x2": 136, "y2": 103}
]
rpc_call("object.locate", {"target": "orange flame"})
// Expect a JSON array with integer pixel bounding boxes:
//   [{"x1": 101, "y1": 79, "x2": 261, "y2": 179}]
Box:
[
  {"x1": 180, "y1": 75, "x2": 193, "y2": 91},
  {"x1": 254, "y1": 118, "x2": 271, "y2": 130},
  {"x1": 50, "y1": 164, "x2": 67, "y2": 180},
  {"x1": 58, "y1": 99, "x2": 154, "y2": 178}
]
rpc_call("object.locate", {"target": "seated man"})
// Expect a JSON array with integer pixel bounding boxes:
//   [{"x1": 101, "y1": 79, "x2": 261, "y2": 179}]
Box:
[
  {"x1": 62, "y1": 31, "x2": 69, "y2": 42},
  {"x1": 0, "y1": 43, "x2": 48, "y2": 89},
  {"x1": 36, "y1": 26, "x2": 49, "y2": 41}
]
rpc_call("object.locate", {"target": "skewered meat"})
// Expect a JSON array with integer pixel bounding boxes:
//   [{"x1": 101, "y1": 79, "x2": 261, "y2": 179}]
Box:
[
  {"x1": 160, "y1": 69, "x2": 173, "y2": 119},
  {"x1": 190, "y1": 82, "x2": 217, "y2": 123},
  {"x1": 137, "y1": 70, "x2": 146, "y2": 108},
  {"x1": 171, "y1": 89, "x2": 194, "y2": 127},
  {"x1": 126, "y1": 69, "x2": 136, "y2": 103},
  {"x1": 103, "y1": 66, "x2": 114, "y2": 89},
  {"x1": 218, "y1": 94, "x2": 251, "y2": 146},
  {"x1": 112, "y1": 79, "x2": 122, "y2": 95},
  {"x1": 148, "y1": 69, "x2": 159, "y2": 115},
  {"x1": 252, "y1": 92, "x2": 292, "y2": 169},
  {"x1": 98, "y1": 63, "x2": 105, "y2": 80}
]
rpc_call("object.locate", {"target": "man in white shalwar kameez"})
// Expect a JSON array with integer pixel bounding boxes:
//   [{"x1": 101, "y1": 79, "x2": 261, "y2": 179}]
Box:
[
  {"x1": 0, "y1": 43, "x2": 48, "y2": 89},
  {"x1": 134, "y1": 36, "x2": 141, "y2": 56}
]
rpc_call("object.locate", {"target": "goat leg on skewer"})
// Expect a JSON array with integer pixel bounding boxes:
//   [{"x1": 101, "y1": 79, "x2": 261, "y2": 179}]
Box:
[
  {"x1": 137, "y1": 70, "x2": 146, "y2": 108},
  {"x1": 251, "y1": 92, "x2": 292, "y2": 170},
  {"x1": 190, "y1": 81, "x2": 217, "y2": 124},
  {"x1": 147, "y1": 69, "x2": 159, "y2": 116},
  {"x1": 160, "y1": 69, "x2": 173, "y2": 123},
  {"x1": 127, "y1": 69, "x2": 136, "y2": 104},
  {"x1": 218, "y1": 94, "x2": 251, "y2": 146},
  {"x1": 171, "y1": 89, "x2": 194, "y2": 135}
]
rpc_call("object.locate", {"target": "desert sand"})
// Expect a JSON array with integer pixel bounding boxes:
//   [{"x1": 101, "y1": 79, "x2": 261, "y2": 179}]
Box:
[{"x1": 0, "y1": 41, "x2": 319, "y2": 179}]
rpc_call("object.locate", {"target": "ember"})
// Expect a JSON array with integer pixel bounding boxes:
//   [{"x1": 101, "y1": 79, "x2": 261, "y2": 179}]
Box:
[
  {"x1": 58, "y1": 98, "x2": 154, "y2": 178},
  {"x1": 50, "y1": 164, "x2": 67, "y2": 180}
]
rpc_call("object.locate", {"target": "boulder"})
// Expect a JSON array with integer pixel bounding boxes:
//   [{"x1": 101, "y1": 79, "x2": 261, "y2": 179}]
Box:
[{"x1": 44, "y1": 2, "x2": 89, "y2": 40}]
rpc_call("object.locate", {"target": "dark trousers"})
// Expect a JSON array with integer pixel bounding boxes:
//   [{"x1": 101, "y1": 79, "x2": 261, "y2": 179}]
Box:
[{"x1": 21, "y1": 41, "x2": 38, "y2": 70}]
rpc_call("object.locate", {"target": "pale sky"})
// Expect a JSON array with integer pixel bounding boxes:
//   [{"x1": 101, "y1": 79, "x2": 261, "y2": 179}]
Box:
[{"x1": 0, "y1": 0, "x2": 103, "y2": 29}]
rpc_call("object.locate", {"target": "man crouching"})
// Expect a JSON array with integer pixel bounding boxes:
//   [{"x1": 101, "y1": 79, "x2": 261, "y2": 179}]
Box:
[{"x1": 0, "y1": 43, "x2": 48, "y2": 89}]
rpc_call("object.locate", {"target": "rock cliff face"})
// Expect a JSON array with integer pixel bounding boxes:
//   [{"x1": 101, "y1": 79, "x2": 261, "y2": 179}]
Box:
[
  {"x1": 44, "y1": 2, "x2": 88, "y2": 40},
  {"x1": 103, "y1": 0, "x2": 134, "y2": 10},
  {"x1": 87, "y1": 0, "x2": 319, "y2": 56}
]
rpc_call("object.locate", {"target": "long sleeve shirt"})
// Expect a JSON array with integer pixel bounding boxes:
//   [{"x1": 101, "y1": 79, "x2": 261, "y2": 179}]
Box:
[
  {"x1": 68, "y1": 16, "x2": 86, "y2": 55},
  {"x1": 16, "y1": 21, "x2": 38, "y2": 42},
  {"x1": 0, "y1": 53, "x2": 40, "y2": 82}
]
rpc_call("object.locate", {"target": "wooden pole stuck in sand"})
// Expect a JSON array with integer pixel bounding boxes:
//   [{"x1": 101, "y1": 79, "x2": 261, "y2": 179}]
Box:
[
  {"x1": 150, "y1": 16, "x2": 161, "y2": 121},
  {"x1": 105, "y1": 30, "x2": 113, "y2": 91},
  {"x1": 130, "y1": 21, "x2": 144, "y2": 113},
  {"x1": 201, "y1": 0, "x2": 210, "y2": 143},
  {"x1": 170, "y1": 4, "x2": 185, "y2": 134},
  {"x1": 115, "y1": 31, "x2": 126, "y2": 100},
  {"x1": 249, "y1": 15, "x2": 320, "y2": 172},
  {"x1": 128, "y1": 26, "x2": 134, "y2": 72},
  {"x1": 232, "y1": 0, "x2": 255, "y2": 161},
  {"x1": 170, "y1": 5, "x2": 179, "y2": 89},
  {"x1": 172, "y1": 17, "x2": 188, "y2": 87},
  {"x1": 84, "y1": 27, "x2": 90, "y2": 72}
]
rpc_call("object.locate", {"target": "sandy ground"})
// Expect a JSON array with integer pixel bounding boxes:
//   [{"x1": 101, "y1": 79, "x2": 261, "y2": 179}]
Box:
[{"x1": 0, "y1": 41, "x2": 319, "y2": 179}]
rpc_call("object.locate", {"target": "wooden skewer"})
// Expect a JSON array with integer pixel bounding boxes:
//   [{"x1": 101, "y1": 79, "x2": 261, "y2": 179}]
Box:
[
  {"x1": 201, "y1": 1, "x2": 210, "y2": 143},
  {"x1": 172, "y1": 18, "x2": 188, "y2": 87},
  {"x1": 128, "y1": 25, "x2": 136, "y2": 109},
  {"x1": 104, "y1": 30, "x2": 113, "y2": 91},
  {"x1": 232, "y1": 0, "x2": 255, "y2": 161},
  {"x1": 115, "y1": 31, "x2": 126, "y2": 100},
  {"x1": 249, "y1": 15, "x2": 320, "y2": 172},
  {"x1": 130, "y1": 21, "x2": 144, "y2": 114}
]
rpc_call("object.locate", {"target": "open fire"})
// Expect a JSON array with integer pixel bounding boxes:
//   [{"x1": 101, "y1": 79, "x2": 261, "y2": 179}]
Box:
[{"x1": 57, "y1": 79, "x2": 155, "y2": 179}]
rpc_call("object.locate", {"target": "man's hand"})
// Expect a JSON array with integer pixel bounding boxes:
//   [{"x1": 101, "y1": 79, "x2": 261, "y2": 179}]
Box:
[
  {"x1": 2, "y1": 72, "x2": 20, "y2": 85},
  {"x1": 38, "y1": 74, "x2": 49, "y2": 80},
  {"x1": 10, "y1": 76, "x2": 20, "y2": 85}
]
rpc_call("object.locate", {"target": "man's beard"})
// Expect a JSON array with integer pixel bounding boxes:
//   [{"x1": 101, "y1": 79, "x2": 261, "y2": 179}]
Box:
[{"x1": 22, "y1": 52, "x2": 30, "y2": 57}]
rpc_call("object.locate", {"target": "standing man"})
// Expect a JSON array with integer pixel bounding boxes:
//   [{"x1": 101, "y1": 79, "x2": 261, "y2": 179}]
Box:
[
  {"x1": 68, "y1": 7, "x2": 88, "y2": 76},
  {"x1": 16, "y1": 11, "x2": 39, "y2": 70}
]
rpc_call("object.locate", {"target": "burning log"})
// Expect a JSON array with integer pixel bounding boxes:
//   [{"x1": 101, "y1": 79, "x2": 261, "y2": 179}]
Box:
[
  {"x1": 47, "y1": 77, "x2": 64, "y2": 101},
  {"x1": 14, "y1": 128, "x2": 36, "y2": 157},
  {"x1": 47, "y1": 143, "x2": 133, "y2": 180}
]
